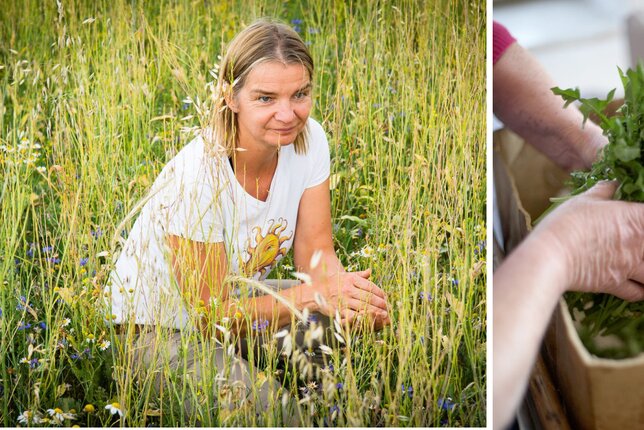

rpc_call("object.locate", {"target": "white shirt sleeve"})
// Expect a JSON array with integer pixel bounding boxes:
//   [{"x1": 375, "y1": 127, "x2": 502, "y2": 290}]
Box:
[
  {"x1": 305, "y1": 119, "x2": 331, "y2": 188},
  {"x1": 163, "y1": 174, "x2": 224, "y2": 244}
]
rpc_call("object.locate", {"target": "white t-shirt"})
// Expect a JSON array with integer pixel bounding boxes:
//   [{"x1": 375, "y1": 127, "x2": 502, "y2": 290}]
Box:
[{"x1": 106, "y1": 118, "x2": 330, "y2": 329}]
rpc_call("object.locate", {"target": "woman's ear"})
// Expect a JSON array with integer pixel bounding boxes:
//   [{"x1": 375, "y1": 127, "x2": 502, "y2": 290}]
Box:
[{"x1": 224, "y1": 91, "x2": 239, "y2": 113}]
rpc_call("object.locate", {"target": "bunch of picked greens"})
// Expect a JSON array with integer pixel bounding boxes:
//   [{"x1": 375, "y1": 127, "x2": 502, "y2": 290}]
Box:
[{"x1": 551, "y1": 65, "x2": 644, "y2": 359}]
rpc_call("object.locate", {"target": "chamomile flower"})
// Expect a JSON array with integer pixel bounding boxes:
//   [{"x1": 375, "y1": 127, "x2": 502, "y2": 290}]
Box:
[
  {"x1": 61, "y1": 318, "x2": 71, "y2": 327},
  {"x1": 99, "y1": 340, "x2": 111, "y2": 351},
  {"x1": 358, "y1": 245, "x2": 375, "y2": 258},
  {"x1": 105, "y1": 402, "x2": 123, "y2": 417},
  {"x1": 46, "y1": 407, "x2": 75, "y2": 424},
  {"x1": 85, "y1": 334, "x2": 95, "y2": 343},
  {"x1": 17, "y1": 410, "x2": 42, "y2": 425}
]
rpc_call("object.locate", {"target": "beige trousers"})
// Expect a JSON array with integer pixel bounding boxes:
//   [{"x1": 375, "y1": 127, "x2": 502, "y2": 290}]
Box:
[{"x1": 123, "y1": 279, "x2": 335, "y2": 425}]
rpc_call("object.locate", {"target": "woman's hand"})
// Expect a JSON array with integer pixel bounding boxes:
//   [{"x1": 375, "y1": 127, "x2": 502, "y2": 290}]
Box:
[
  {"x1": 314, "y1": 268, "x2": 391, "y2": 329},
  {"x1": 530, "y1": 180, "x2": 644, "y2": 301}
]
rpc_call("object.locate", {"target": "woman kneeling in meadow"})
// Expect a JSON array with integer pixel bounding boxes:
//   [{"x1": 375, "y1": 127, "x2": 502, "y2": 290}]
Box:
[{"x1": 106, "y1": 18, "x2": 390, "y2": 423}]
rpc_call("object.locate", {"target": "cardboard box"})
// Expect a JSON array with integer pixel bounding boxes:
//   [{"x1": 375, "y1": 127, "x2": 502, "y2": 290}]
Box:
[{"x1": 494, "y1": 129, "x2": 644, "y2": 430}]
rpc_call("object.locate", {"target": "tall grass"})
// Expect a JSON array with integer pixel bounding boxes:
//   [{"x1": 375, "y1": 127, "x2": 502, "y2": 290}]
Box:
[{"x1": 0, "y1": 0, "x2": 486, "y2": 426}]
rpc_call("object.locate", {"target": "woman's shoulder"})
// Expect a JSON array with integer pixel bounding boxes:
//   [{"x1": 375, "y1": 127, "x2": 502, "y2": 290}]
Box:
[
  {"x1": 302, "y1": 117, "x2": 328, "y2": 153},
  {"x1": 307, "y1": 117, "x2": 326, "y2": 138},
  {"x1": 155, "y1": 132, "x2": 225, "y2": 186}
]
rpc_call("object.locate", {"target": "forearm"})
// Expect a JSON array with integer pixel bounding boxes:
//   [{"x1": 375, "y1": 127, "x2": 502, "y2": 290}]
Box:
[
  {"x1": 493, "y1": 43, "x2": 606, "y2": 171},
  {"x1": 206, "y1": 281, "x2": 317, "y2": 337},
  {"x1": 493, "y1": 233, "x2": 568, "y2": 429}
]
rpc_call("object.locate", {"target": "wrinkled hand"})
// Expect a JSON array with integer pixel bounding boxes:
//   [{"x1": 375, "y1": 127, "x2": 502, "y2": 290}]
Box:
[
  {"x1": 531, "y1": 181, "x2": 644, "y2": 301},
  {"x1": 315, "y1": 268, "x2": 391, "y2": 329}
]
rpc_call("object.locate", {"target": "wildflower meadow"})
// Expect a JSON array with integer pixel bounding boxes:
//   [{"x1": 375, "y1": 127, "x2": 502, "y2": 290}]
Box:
[{"x1": 0, "y1": 0, "x2": 486, "y2": 426}]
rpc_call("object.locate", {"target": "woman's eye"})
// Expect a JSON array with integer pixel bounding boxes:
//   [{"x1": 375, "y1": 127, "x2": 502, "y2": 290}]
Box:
[
  {"x1": 258, "y1": 96, "x2": 272, "y2": 103},
  {"x1": 294, "y1": 91, "x2": 308, "y2": 100}
]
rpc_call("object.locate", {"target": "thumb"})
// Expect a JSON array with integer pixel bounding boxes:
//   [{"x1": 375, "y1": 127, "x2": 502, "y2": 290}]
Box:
[
  {"x1": 582, "y1": 180, "x2": 618, "y2": 200},
  {"x1": 355, "y1": 268, "x2": 372, "y2": 279}
]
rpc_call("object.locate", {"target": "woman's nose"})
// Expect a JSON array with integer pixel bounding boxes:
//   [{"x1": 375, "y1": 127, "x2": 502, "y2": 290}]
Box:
[{"x1": 274, "y1": 100, "x2": 295, "y2": 122}]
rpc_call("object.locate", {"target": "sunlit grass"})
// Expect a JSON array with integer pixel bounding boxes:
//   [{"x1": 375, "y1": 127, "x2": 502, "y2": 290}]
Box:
[{"x1": 0, "y1": 0, "x2": 485, "y2": 426}]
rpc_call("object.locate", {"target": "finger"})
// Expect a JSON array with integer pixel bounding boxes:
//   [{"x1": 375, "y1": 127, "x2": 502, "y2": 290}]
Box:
[
  {"x1": 340, "y1": 308, "x2": 358, "y2": 326},
  {"x1": 374, "y1": 314, "x2": 391, "y2": 330},
  {"x1": 613, "y1": 279, "x2": 644, "y2": 302},
  {"x1": 345, "y1": 298, "x2": 389, "y2": 318},
  {"x1": 351, "y1": 275, "x2": 387, "y2": 299},
  {"x1": 629, "y1": 263, "x2": 644, "y2": 285},
  {"x1": 355, "y1": 268, "x2": 372, "y2": 279},
  {"x1": 581, "y1": 180, "x2": 618, "y2": 200},
  {"x1": 346, "y1": 289, "x2": 388, "y2": 311}
]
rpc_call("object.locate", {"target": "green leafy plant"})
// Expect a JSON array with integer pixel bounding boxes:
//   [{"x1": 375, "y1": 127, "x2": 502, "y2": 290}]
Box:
[{"x1": 552, "y1": 65, "x2": 644, "y2": 359}]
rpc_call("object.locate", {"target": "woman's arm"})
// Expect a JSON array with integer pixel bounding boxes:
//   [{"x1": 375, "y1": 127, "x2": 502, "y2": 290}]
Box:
[
  {"x1": 293, "y1": 179, "x2": 390, "y2": 328},
  {"x1": 493, "y1": 181, "x2": 644, "y2": 429},
  {"x1": 167, "y1": 235, "x2": 317, "y2": 336},
  {"x1": 493, "y1": 42, "x2": 607, "y2": 171}
]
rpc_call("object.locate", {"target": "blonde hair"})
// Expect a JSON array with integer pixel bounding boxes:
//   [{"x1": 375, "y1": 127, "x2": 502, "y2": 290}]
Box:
[{"x1": 210, "y1": 18, "x2": 314, "y2": 156}]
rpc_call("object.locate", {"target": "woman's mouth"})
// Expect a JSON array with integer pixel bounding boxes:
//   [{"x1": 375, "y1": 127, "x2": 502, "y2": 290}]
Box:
[{"x1": 273, "y1": 127, "x2": 296, "y2": 134}]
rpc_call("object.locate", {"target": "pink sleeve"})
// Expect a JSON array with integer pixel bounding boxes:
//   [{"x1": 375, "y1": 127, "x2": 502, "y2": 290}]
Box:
[{"x1": 493, "y1": 21, "x2": 516, "y2": 65}]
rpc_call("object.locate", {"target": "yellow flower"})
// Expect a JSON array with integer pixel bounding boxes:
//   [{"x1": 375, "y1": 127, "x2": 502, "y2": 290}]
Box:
[{"x1": 83, "y1": 404, "x2": 95, "y2": 413}]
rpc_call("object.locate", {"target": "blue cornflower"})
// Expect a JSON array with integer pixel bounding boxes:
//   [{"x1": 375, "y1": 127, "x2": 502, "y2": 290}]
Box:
[
  {"x1": 308, "y1": 27, "x2": 319, "y2": 34},
  {"x1": 26, "y1": 247, "x2": 34, "y2": 258},
  {"x1": 38, "y1": 322, "x2": 46, "y2": 330},
  {"x1": 293, "y1": 25, "x2": 301, "y2": 33},
  {"x1": 29, "y1": 358, "x2": 39, "y2": 369},
  {"x1": 80, "y1": 257, "x2": 89, "y2": 267},
  {"x1": 336, "y1": 382, "x2": 343, "y2": 390},
  {"x1": 251, "y1": 319, "x2": 269, "y2": 331},
  {"x1": 438, "y1": 397, "x2": 456, "y2": 411},
  {"x1": 419, "y1": 292, "x2": 432, "y2": 301},
  {"x1": 182, "y1": 102, "x2": 190, "y2": 111},
  {"x1": 83, "y1": 347, "x2": 92, "y2": 358},
  {"x1": 327, "y1": 364, "x2": 334, "y2": 373},
  {"x1": 47, "y1": 257, "x2": 61, "y2": 264},
  {"x1": 401, "y1": 383, "x2": 413, "y2": 399},
  {"x1": 70, "y1": 353, "x2": 80, "y2": 360},
  {"x1": 91, "y1": 228, "x2": 103, "y2": 238},
  {"x1": 451, "y1": 279, "x2": 459, "y2": 286},
  {"x1": 42, "y1": 245, "x2": 53, "y2": 253},
  {"x1": 18, "y1": 322, "x2": 31, "y2": 331},
  {"x1": 330, "y1": 404, "x2": 339, "y2": 417},
  {"x1": 0, "y1": 308, "x2": 3, "y2": 318},
  {"x1": 17, "y1": 295, "x2": 28, "y2": 311},
  {"x1": 474, "y1": 240, "x2": 486, "y2": 255},
  {"x1": 308, "y1": 314, "x2": 318, "y2": 323},
  {"x1": 291, "y1": 18, "x2": 303, "y2": 25}
]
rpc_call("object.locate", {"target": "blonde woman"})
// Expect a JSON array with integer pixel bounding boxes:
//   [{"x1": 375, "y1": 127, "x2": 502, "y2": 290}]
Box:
[{"x1": 107, "y1": 18, "x2": 390, "y2": 422}]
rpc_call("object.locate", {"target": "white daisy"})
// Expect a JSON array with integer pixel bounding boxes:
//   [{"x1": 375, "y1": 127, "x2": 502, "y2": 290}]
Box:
[
  {"x1": 105, "y1": 402, "x2": 123, "y2": 417},
  {"x1": 17, "y1": 410, "x2": 41, "y2": 425}
]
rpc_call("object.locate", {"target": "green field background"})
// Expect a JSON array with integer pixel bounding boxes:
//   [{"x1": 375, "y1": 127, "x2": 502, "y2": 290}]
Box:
[{"x1": 0, "y1": 0, "x2": 486, "y2": 426}]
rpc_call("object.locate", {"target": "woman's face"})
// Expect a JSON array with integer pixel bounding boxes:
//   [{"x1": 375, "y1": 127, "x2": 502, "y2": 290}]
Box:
[{"x1": 230, "y1": 61, "x2": 312, "y2": 151}]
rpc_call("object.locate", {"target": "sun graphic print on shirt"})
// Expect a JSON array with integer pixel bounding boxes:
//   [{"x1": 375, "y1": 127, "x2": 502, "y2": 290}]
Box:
[{"x1": 241, "y1": 218, "x2": 293, "y2": 278}]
